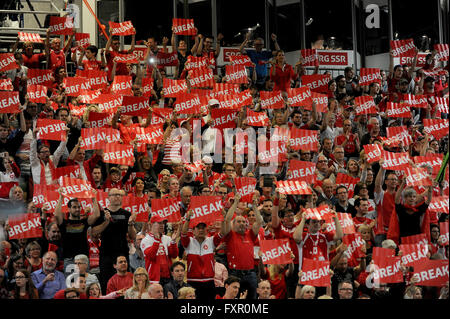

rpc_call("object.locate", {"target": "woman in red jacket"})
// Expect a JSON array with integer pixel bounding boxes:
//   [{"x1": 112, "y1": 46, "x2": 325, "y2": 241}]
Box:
[{"x1": 270, "y1": 50, "x2": 299, "y2": 92}]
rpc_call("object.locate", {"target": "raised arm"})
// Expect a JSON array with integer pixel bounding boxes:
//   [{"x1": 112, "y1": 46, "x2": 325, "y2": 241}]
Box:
[
  {"x1": 374, "y1": 160, "x2": 385, "y2": 195},
  {"x1": 332, "y1": 210, "x2": 344, "y2": 242},
  {"x1": 87, "y1": 189, "x2": 100, "y2": 225},
  {"x1": 191, "y1": 32, "x2": 200, "y2": 56},
  {"x1": 395, "y1": 177, "x2": 406, "y2": 204},
  {"x1": 63, "y1": 29, "x2": 75, "y2": 54},
  {"x1": 251, "y1": 195, "x2": 264, "y2": 236},
  {"x1": 239, "y1": 32, "x2": 250, "y2": 54},
  {"x1": 127, "y1": 29, "x2": 136, "y2": 53},
  {"x1": 271, "y1": 34, "x2": 281, "y2": 51},
  {"x1": 293, "y1": 211, "x2": 306, "y2": 244},
  {"x1": 54, "y1": 189, "x2": 65, "y2": 225},
  {"x1": 220, "y1": 192, "x2": 241, "y2": 237}
]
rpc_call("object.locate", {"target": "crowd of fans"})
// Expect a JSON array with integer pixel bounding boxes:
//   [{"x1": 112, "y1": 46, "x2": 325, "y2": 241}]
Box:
[{"x1": 0, "y1": 17, "x2": 448, "y2": 301}]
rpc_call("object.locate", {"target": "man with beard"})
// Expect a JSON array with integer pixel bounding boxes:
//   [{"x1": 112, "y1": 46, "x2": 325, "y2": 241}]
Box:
[{"x1": 31, "y1": 251, "x2": 66, "y2": 299}]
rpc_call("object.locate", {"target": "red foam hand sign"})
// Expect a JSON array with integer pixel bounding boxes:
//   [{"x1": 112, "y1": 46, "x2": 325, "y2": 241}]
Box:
[
  {"x1": 300, "y1": 49, "x2": 319, "y2": 67},
  {"x1": 59, "y1": 176, "x2": 94, "y2": 199},
  {"x1": 174, "y1": 93, "x2": 203, "y2": 114},
  {"x1": 217, "y1": 90, "x2": 252, "y2": 110},
  {"x1": 211, "y1": 108, "x2": 237, "y2": 130},
  {"x1": 287, "y1": 159, "x2": 316, "y2": 184},
  {"x1": 27, "y1": 84, "x2": 47, "y2": 103},
  {"x1": 276, "y1": 180, "x2": 312, "y2": 195},
  {"x1": 402, "y1": 94, "x2": 428, "y2": 108},
  {"x1": 363, "y1": 144, "x2": 383, "y2": 163},
  {"x1": 0, "y1": 79, "x2": 13, "y2": 91},
  {"x1": 225, "y1": 65, "x2": 248, "y2": 84},
  {"x1": 289, "y1": 128, "x2": 319, "y2": 151},
  {"x1": 122, "y1": 195, "x2": 149, "y2": 222},
  {"x1": 0, "y1": 53, "x2": 18, "y2": 72},
  {"x1": 343, "y1": 233, "x2": 366, "y2": 267},
  {"x1": 36, "y1": 118, "x2": 67, "y2": 141},
  {"x1": 386, "y1": 102, "x2": 411, "y2": 118},
  {"x1": 440, "y1": 222, "x2": 449, "y2": 246},
  {"x1": 80, "y1": 127, "x2": 121, "y2": 150},
  {"x1": 257, "y1": 140, "x2": 287, "y2": 163},
  {"x1": 381, "y1": 150, "x2": 410, "y2": 170},
  {"x1": 188, "y1": 196, "x2": 223, "y2": 228},
  {"x1": 399, "y1": 244, "x2": 429, "y2": 267},
  {"x1": 0, "y1": 91, "x2": 20, "y2": 113},
  {"x1": 247, "y1": 108, "x2": 269, "y2": 127},
  {"x1": 260, "y1": 90, "x2": 284, "y2": 109},
  {"x1": 404, "y1": 167, "x2": 432, "y2": 187},
  {"x1": 386, "y1": 126, "x2": 413, "y2": 147},
  {"x1": 434, "y1": 43, "x2": 449, "y2": 61},
  {"x1": 120, "y1": 95, "x2": 151, "y2": 117},
  {"x1": 401, "y1": 233, "x2": 429, "y2": 246},
  {"x1": 188, "y1": 67, "x2": 215, "y2": 88},
  {"x1": 390, "y1": 39, "x2": 416, "y2": 58},
  {"x1": 76, "y1": 69, "x2": 108, "y2": 90},
  {"x1": 75, "y1": 33, "x2": 90, "y2": 48},
  {"x1": 372, "y1": 256, "x2": 403, "y2": 284},
  {"x1": 109, "y1": 21, "x2": 135, "y2": 36},
  {"x1": 7, "y1": 213, "x2": 42, "y2": 240},
  {"x1": 172, "y1": 18, "x2": 197, "y2": 36},
  {"x1": 103, "y1": 143, "x2": 135, "y2": 166},
  {"x1": 301, "y1": 74, "x2": 330, "y2": 93},
  {"x1": 27, "y1": 69, "x2": 53, "y2": 87},
  {"x1": 354, "y1": 96, "x2": 378, "y2": 115},
  {"x1": 324, "y1": 213, "x2": 355, "y2": 235},
  {"x1": 359, "y1": 68, "x2": 381, "y2": 86},
  {"x1": 63, "y1": 77, "x2": 91, "y2": 96},
  {"x1": 163, "y1": 78, "x2": 188, "y2": 98},
  {"x1": 335, "y1": 173, "x2": 360, "y2": 198},
  {"x1": 309, "y1": 92, "x2": 328, "y2": 113},
  {"x1": 234, "y1": 177, "x2": 257, "y2": 204},
  {"x1": 52, "y1": 165, "x2": 81, "y2": 180},
  {"x1": 157, "y1": 51, "x2": 178, "y2": 67},
  {"x1": 185, "y1": 56, "x2": 209, "y2": 71},
  {"x1": 49, "y1": 16, "x2": 74, "y2": 35},
  {"x1": 18, "y1": 32, "x2": 43, "y2": 43},
  {"x1": 287, "y1": 86, "x2": 313, "y2": 107},
  {"x1": 300, "y1": 259, "x2": 330, "y2": 287},
  {"x1": 413, "y1": 260, "x2": 449, "y2": 287},
  {"x1": 423, "y1": 119, "x2": 449, "y2": 141},
  {"x1": 229, "y1": 54, "x2": 253, "y2": 67},
  {"x1": 151, "y1": 197, "x2": 181, "y2": 223},
  {"x1": 260, "y1": 239, "x2": 293, "y2": 265}
]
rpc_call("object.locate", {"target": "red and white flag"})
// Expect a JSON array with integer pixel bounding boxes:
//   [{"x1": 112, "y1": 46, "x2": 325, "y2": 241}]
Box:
[
  {"x1": 335, "y1": 173, "x2": 360, "y2": 198},
  {"x1": 434, "y1": 43, "x2": 449, "y2": 62},
  {"x1": 234, "y1": 177, "x2": 257, "y2": 204},
  {"x1": 0, "y1": 79, "x2": 13, "y2": 91},
  {"x1": 435, "y1": 97, "x2": 449, "y2": 115},
  {"x1": 184, "y1": 161, "x2": 204, "y2": 174},
  {"x1": 162, "y1": 78, "x2": 188, "y2": 98},
  {"x1": 381, "y1": 150, "x2": 410, "y2": 171},
  {"x1": 0, "y1": 91, "x2": 20, "y2": 114},
  {"x1": 184, "y1": 56, "x2": 209, "y2": 71},
  {"x1": 324, "y1": 213, "x2": 355, "y2": 235},
  {"x1": 49, "y1": 16, "x2": 74, "y2": 35},
  {"x1": 7, "y1": 213, "x2": 42, "y2": 240},
  {"x1": 151, "y1": 198, "x2": 181, "y2": 223},
  {"x1": 156, "y1": 51, "x2": 178, "y2": 67},
  {"x1": 423, "y1": 119, "x2": 449, "y2": 141},
  {"x1": 354, "y1": 96, "x2": 378, "y2": 115},
  {"x1": 111, "y1": 75, "x2": 133, "y2": 95},
  {"x1": 300, "y1": 49, "x2": 319, "y2": 67},
  {"x1": 172, "y1": 18, "x2": 197, "y2": 36},
  {"x1": 174, "y1": 93, "x2": 204, "y2": 114},
  {"x1": 188, "y1": 196, "x2": 223, "y2": 228},
  {"x1": 91, "y1": 94, "x2": 123, "y2": 113},
  {"x1": 258, "y1": 140, "x2": 287, "y2": 163},
  {"x1": 80, "y1": 127, "x2": 121, "y2": 150},
  {"x1": 260, "y1": 91, "x2": 284, "y2": 109},
  {"x1": 27, "y1": 84, "x2": 47, "y2": 104},
  {"x1": 122, "y1": 195, "x2": 149, "y2": 222},
  {"x1": 247, "y1": 108, "x2": 269, "y2": 127},
  {"x1": 18, "y1": 32, "x2": 43, "y2": 43},
  {"x1": 103, "y1": 143, "x2": 135, "y2": 166},
  {"x1": 289, "y1": 128, "x2": 319, "y2": 151},
  {"x1": 399, "y1": 243, "x2": 428, "y2": 267},
  {"x1": 75, "y1": 33, "x2": 90, "y2": 48},
  {"x1": 36, "y1": 118, "x2": 67, "y2": 141},
  {"x1": 300, "y1": 259, "x2": 330, "y2": 287},
  {"x1": 403, "y1": 94, "x2": 428, "y2": 109},
  {"x1": 401, "y1": 233, "x2": 429, "y2": 246},
  {"x1": 440, "y1": 222, "x2": 449, "y2": 246},
  {"x1": 109, "y1": 21, "x2": 135, "y2": 36},
  {"x1": 414, "y1": 154, "x2": 444, "y2": 176},
  {"x1": 52, "y1": 165, "x2": 81, "y2": 180},
  {"x1": 386, "y1": 126, "x2": 413, "y2": 147},
  {"x1": 63, "y1": 77, "x2": 91, "y2": 96},
  {"x1": 359, "y1": 68, "x2": 381, "y2": 86},
  {"x1": 301, "y1": 74, "x2": 330, "y2": 93},
  {"x1": 0, "y1": 53, "x2": 18, "y2": 72},
  {"x1": 363, "y1": 144, "x2": 383, "y2": 163},
  {"x1": 229, "y1": 55, "x2": 253, "y2": 67},
  {"x1": 27, "y1": 69, "x2": 53, "y2": 87},
  {"x1": 287, "y1": 159, "x2": 316, "y2": 184},
  {"x1": 225, "y1": 65, "x2": 248, "y2": 84},
  {"x1": 217, "y1": 90, "x2": 252, "y2": 110},
  {"x1": 211, "y1": 108, "x2": 237, "y2": 130},
  {"x1": 59, "y1": 176, "x2": 94, "y2": 199},
  {"x1": 413, "y1": 260, "x2": 449, "y2": 287},
  {"x1": 310, "y1": 92, "x2": 328, "y2": 113},
  {"x1": 303, "y1": 205, "x2": 332, "y2": 221},
  {"x1": 390, "y1": 39, "x2": 416, "y2": 58},
  {"x1": 386, "y1": 102, "x2": 411, "y2": 118},
  {"x1": 121, "y1": 95, "x2": 151, "y2": 117},
  {"x1": 287, "y1": 86, "x2": 313, "y2": 107},
  {"x1": 372, "y1": 256, "x2": 403, "y2": 284},
  {"x1": 260, "y1": 239, "x2": 293, "y2": 265},
  {"x1": 133, "y1": 125, "x2": 164, "y2": 145},
  {"x1": 276, "y1": 180, "x2": 312, "y2": 195},
  {"x1": 343, "y1": 233, "x2": 366, "y2": 267},
  {"x1": 188, "y1": 68, "x2": 215, "y2": 88},
  {"x1": 212, "y1": 83, "x2": 240, "y2": 96},
  {"x1": 404, "y1": 167, "x2": 432, "y2": 187},
  {"x1": 76, "y1": 69, "x2": 108, "y2": 90},
  {"x1": 113, "y1": 53, "x2": 138, "y2": 64}
]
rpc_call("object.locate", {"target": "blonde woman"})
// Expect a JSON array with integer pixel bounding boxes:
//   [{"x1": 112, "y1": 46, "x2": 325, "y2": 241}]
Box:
[
  {"x1": 124, "y1": 267, "x2": 151, "y2": 299},
  {"x1": 82, "y1": 104, "x2": 101, "y2": 127},
  {"x1": 178, "y1": 286, "x2": 196, "y2": 299},
  {"x1": 157, "y1": 169, "x2": 171, "y2": 194},
  {"x1": 296, "y1": 285, "x2": 316, "y2": 299}
]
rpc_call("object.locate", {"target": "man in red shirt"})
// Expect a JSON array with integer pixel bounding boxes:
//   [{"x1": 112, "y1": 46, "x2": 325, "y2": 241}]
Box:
[
  {"x1": 334, "y1": 119, "x2": 360, "y2": 159},
  {"x1": 45, "y1": 27, "x2": 75, "y2": 72},
  {"x1": 12, "y1": 38, "x2": 46, "y2": 69},
  {"x1": 104, "y1": 30, "x2": 136, "y2": 81},
  {"x1": 352, "y1": 198, "x2": 375, "y2": 230},
  {"x1": 222, "y1": 192, "x2": 262, "y2": 299},
  {"x1": 106, "y1": 256, "x2": 133, "y2": 295}
]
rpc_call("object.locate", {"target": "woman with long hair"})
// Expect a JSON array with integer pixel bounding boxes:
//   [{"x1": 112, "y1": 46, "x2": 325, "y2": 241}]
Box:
[
  {"x1": 124, "y1": 267, "x2": 151, "y2": 299},
  {"x1": 131, "y1": 177, "x2": 148, "y2": 198},
  {"x1": 270, "y1": 50, "x2": 299, "y2": 93},
  {"x1": 85, "y1": 282, "x2": 124, "y2": 299},
  {"x1": 9, "y1": 269, "x2": 38, "y2": 299},
  {"x1": 157, "y1": 169, "x2": 171, "y2": 194}
]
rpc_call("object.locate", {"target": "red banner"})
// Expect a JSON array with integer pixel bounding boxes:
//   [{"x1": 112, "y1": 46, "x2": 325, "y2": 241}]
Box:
[
  {"x1": 372, "y1": 256, "x2": 403, "y2": 284},
  {"x1": 63, "y1": 77, "x2": 91, "y2": 96},
  {"x1": 413, "y1": 260, "x2": 449, "y2": 287},
  {"x1": 80, "y1": 127, "x2": 121, "y2": 150},
  {"x1": 111, "y1": 75, "x2": 133, "y2": 95},
  {"x1": 390, "y1": 39, "x2": 416, "y2": 58},
  {"x1": 381, "y1": 151, "x2": 410, "y2": 171},
  {"x1": 343, "y1": 233, "x2": 366, "y2": 267},
  {"x1": 404, "y1": 167, "x2": 432, "y2": 187},
  {"x1": 260, "y1": 239, "x2": 293, "y2": 265},
  {"x1": 174, "y1": 93, "x2": 202, "y2": 114},
  {"x1": 49, "y1": 16, "x2": 74, "y2": 35},
  {"x1": 32, "y1": 184, "x2": 58, "y2": 208},
  {"x1": 0, "y1": 91, "x2": 20, "y2": 113},
  {"x1": 162, "y1": 78, "x2": 188, "y2": 98},
  {"x1": 386, "y1": 102, "x2": 410, "y2": 118},
  {"x1": 386, "y1": 126, "x2": 413, "y2": 147},
  {"x1": 229, "y1": 55, "x2": 253, "y2": 67},
  {"x1": 257, "y1": 140, "x2": 287, "y2": 163},
  {"x1": 317, "y1": 51, "x2": 348, "y2": 66},
  {"x1": 188, "y1": 196, "x2": 223, "y2": 227},
  {"x1": 403, "y1": 94, "x2": 428, "y2": 109},
  {"x1": 428, "y1": 196, "x2": 449, "y2": 215},
  {"x1": 289, "y1": 128, "x2": 319, "y2": 151},
  {"x1": 414, "y1": 154, "x2": 444, "y2": 177},
  {"x1": 435, "y1": 97, "x2": 449, "y2": 115},
  {"x1": 0, "y1": 79, "x2": 13, "y2": 91},
  {"x1": 36, "y1": 118, "x2": 67, "y2": 141},
  {"x1": 151, "y1": 198, "x2": 181, "y2": 223},
  {"x1": 76, "y1": 69, "x2": 108, "y2": 90},
  {"x1": 301, "y1": 74, "x2": 330, "y2": 93},
  {"x1": 141, "y1": 77, "x2": 155, "y2": 97},
  {"x1": 151, "y1": 108, "x2": 173, "y2": 125},
  {"x1": 52, "y1": 165, "x2": 81, "y2": 180},
  {"x1": 234, "y1": 177, "x2": 257, "y2": 204},
  {"x1": 103, "y1": 143, "x2": 135, "y2": 166},
  {"x1": 363, "y1": 144, "x2": 383, "y2": 163},
  {"x1": 172, "y1": 18, "x2": 197, "y2": 36},
  {"x1": 247, "y1": 108, "x2": 269, "y2": 127},
  {"x1": 185, "y1": 56, "x2": 209, "y2": 71},
  {"x1": 7, "y1": 213, "x2": 42, "y2": 240},
  {"x1": 434, "y1": 43, "x2": 449, "y2": 62},
  {"x1": 188, "y1": 68, "x2": 215, "y2": 88},
  {"x1": 91, "y1": 94, "x2": 122, "y2": 113},
  {"x1": 0, "y1": 53, "x2": 18, "y2": 72},
  {"x1": 260, "y1": 90, "x2": 284, "y2": 109},
  {"x1": 122, "y1": 195, "x2": 149, "y2": 222},
  {"x1": 211, "y1": 108, "x2": 237, "y2": 130},
  {"x1": 423, "y1": 119, "x2": 449, "y2": 141},
  {"x1": 27, "y1": 69, "x2": 53, "y2": 87},
  {"x1": 213, "y1": 83, "x2": 240, "y2": 95},
  {"x1": 75, "y1": 33, "x2": 90, "y2": 48},
  {"x1": 225, "y1": 65, "x2": 248, "y2": 84},
  {"x1": 18, "y1": 32, "x2": 43, "y2": 43},
  {"x1": 324, "y1": 213, "x2": 355, "y2": 235},
  {"x1": 399, "y1": 244, "x2": 428, "y2": 267},
  {"x1": 354, "y1": 96, "x2": 378, "y2": 115},
  {"x1": 27, "y1": 84, "x2": 47, "y2": 103},
  {"x1": 287, "y1": 86, "x2": 313, "y2": 107},
  {"x1": 440, "y1": 222, "x2": 449, "y2": 246},
  {"x1": 286, "y1": 159, "x2": 316, "y2": 184},
  {"x1": 156, "y1": 51, "x2": 178, "y2": 67},
  {"x1": 401, "y1": 233, "x2": 429, "y2": 246},
  {"x1": 303, "y1": 205, "x2": 332, "y2": 221},
  {"x1": 133, "y1": 125, "x2": 164, "y2": 145},
  {"x1": 109, "y1": 21, "x2": 135, "y2": 36},
  {"x1": 300, "y1": 259, "x2": 330, "y2": 287},
  {"x1": 217, "y1": 90, "x2": 252, "y2": 110},
  {"x1": 300, "y1": 49, "x2": 319, "y2": 67},
  {"x1": 276, "y1": 180, "x2": 312, "y2": 195},
  {"x1": 336, "y1": 173, "x2": 360, "y2": 198},
  {"x1": 359, "y1": 68, "x2": 381, "y2": 86},
  {"x1": 120, "y1": 95, "x2": 151, "y2": 117},
  {"x1": 309, "y1": 92, "x2": 328, "y2": 113},
  {"x1": 59, "y1": 176, "x2": 94, "y2": 199}
]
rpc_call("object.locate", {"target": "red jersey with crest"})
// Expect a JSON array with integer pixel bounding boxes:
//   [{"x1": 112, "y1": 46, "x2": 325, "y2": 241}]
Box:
[
  {"x1": 141, "y1": 233, "x2": 178, "y2": 283},
  {"x1": 297, "y1": 231, "x2": 334, "y2": 268}
]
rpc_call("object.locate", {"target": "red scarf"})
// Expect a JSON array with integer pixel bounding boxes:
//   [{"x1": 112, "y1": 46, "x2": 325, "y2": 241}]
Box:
[{"x1": 39, "y1": 158, "x2": 55, "y2": 185}]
